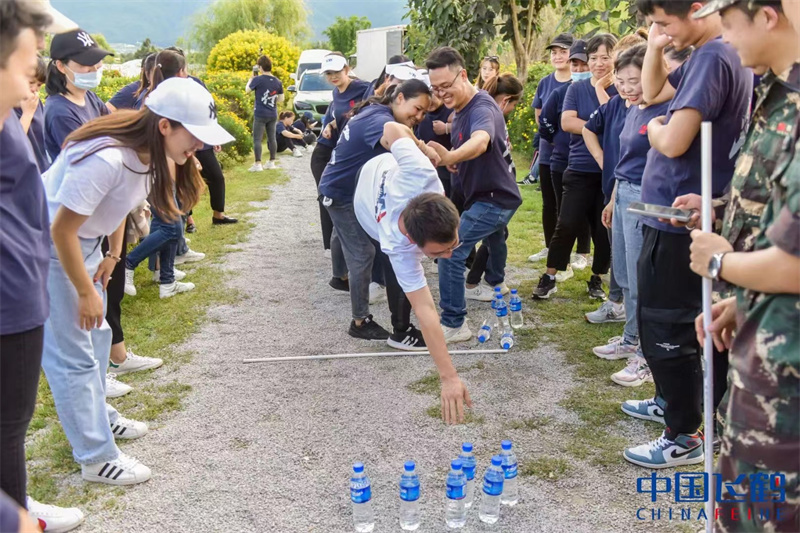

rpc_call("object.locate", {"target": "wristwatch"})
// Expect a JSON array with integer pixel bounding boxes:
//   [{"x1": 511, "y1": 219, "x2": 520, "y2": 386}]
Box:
[{"x1": 707, "y1": 252, "x2": 727, "y2": 281}]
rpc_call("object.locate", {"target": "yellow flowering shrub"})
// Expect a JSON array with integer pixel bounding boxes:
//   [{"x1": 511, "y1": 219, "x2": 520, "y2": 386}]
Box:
[
  {"x1": 216, "y1": 109, "x2": 253, "y2": 167},
  {"x1": 207, "y1": 30, "x2": 300, "y2": 89},
  {"x1": 507, "y1": 62, "x2": 554, "y2": 155}
]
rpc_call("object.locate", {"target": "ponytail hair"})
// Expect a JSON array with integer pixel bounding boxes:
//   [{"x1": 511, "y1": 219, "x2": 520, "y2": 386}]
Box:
[
  {"x1": 45, "y1": 59, "x2": 69, "y2": 96},
  {"x1": 279, "y1": 110, "x2": 295, "y2": 120},
  {"x1": 483, "y1": 73, "x2": 522, "y2": 100},
  {"x1": 133, "y1": 52, "x2": 157, "y2": 99},
  {"x1": 143, "y1": 50, "x2": 186, "y2": 99},
  {"x1": 351, "y1": 78, "x2": 431, "y2": 117}
]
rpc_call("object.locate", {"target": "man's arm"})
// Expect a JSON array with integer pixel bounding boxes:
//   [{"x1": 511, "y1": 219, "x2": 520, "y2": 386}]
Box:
[
  {"x1": 381, "y1": 122, "x2": 441, "y2": 165},
  {"x1": 428, "y1": 130, "x2": 490, "y2": 168},
  {"x1": 642, "y1": 22, "x2": 677, "y2": 104},
  {"x1": 561, "y1": 110, "x2": 585, "y2": 135},
  {"x1": 647, "y1": 108, "x2": 702, "y2": 159}
]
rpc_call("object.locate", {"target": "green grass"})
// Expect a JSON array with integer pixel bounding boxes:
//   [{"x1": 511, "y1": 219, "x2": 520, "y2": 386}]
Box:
[
  {"x1": 520, "y1": 456, "x2": 572, "y2": 481},
  {"x1": 503, "y1": 415, "x2": 554, "y2": 431},
  {"x1": 26, "y1": 156, "x2": 287, "y2": 507}
]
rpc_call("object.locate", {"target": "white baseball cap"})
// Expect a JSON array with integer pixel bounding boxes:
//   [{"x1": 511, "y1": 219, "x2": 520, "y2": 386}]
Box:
[
  {"x1": 388, "y1": 65, "x2": 421, "y2": 82},
  {"x1": 26, "y1": 0, "x2": 79, "y2": 33},
  {"x1": 417, "y1": 69, "x2": 431, "y2": 89},
  {"x1": 320, "y1": 54, "x2": 348, "y2": 73},
  {"x1": 144, "y1": 78, "x2": 235, "y2": 146},
  {"x1": 385, "y1": 61, "x2": 415, "y2": 77}
]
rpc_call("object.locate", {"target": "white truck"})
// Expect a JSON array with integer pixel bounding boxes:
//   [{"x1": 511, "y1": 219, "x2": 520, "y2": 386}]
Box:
[{"x1": 351, "y1": 25, "x2": 407, "y2": 82}]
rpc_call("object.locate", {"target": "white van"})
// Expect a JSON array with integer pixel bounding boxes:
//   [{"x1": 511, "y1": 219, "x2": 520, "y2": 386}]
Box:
[{"x1": 291, "y1": 49, "x2": 332, "y2": 82}]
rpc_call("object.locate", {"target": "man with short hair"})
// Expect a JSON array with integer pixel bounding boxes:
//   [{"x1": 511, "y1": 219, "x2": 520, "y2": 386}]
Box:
[
  {"x1": 354, "y1": 121, "x2": 472, "y2": 425},
  {"x1": 425, "y1": 47, "x2": 522, "y2": 342}
]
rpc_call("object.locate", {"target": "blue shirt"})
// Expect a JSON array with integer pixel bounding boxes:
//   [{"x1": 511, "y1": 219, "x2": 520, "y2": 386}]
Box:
[
  {"x1": 0, "y1": 114, "x2": 50, "y2": 335},
  {"x1": 584, "y1": 95, "x2": 629, "y2": 203},
  {"x1": 44, "y1": 91, "x2": 109, "y2": 161},
  {"x1": 533, "y1": 73, "x2": 570, "y2": 165},
  {"x1": 563, "y1": 79, "x2": 618, "y2": 173},
  {"x1": 615, "y1": 101, "x2": 671, "y2": 186},
  {"x1": 641, "y1": 38, "x2": 753, "y2": 233},
  {"x1": 249, "y1": 74, "x2": 284, "y2": 119},
  {"x1": 318, "y1": 104, "x2": 394, "y2": 201},
  {"x1": 14, "y1": 101, "x2": 49, "y2": 172},
  {"x1": 317, "y1": 79, "x2": 372, "y2": 148},
  {"x1": 108, "y1": 80, "x2": 141, "y2": 110},
  {"x1": 450, "y1": 90, "x2": 522, "y2": 210},
  {"x1": 416, "y1": 104, "x2": 453, "y2": 183},
  {"x1": 539, "y1": 82, "x2": 571, "y2": 173}
]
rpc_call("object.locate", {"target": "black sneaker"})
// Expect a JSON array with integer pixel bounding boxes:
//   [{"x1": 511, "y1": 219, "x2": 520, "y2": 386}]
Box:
[
  {"x1": 212, "y1": 215, "x2": 238, "y2": 225},
  {"x1": 185, "y1": 222, "x2": 196, "y2": 234},
  {"x1": 349, "y1": 315, "x2": 390, "y2": 340},
  {"x1": 516, "y1": 174, "x2": 536, "y2": 185},
  {"x1": 387, "y1": 325, "x2": 427, "y2": 351},
  {"x1": 587, "y1": 274, "x2": 607, "y2": 300},
  {"x1": 329, "y1": 277, "x2": 349, "y2": 292},
  {"x1": 532, "y1": 274, "x2": 557, "y2": 299}
]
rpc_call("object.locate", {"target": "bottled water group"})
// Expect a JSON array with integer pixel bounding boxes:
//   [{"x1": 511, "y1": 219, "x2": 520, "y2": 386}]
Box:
[
  {"x1": 478, "y1": 287, "x2": 524, "y2": 349},
  {"x1": 350, "y1": 440, "x2": 521, "y2": 531}
]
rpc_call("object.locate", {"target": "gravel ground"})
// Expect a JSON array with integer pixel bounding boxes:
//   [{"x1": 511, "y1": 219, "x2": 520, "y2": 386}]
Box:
[{"x1": 81, "y1": 152, "x2": 687, "y2": 533}]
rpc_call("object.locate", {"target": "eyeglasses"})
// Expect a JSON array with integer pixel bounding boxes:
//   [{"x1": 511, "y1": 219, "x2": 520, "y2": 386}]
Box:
[
  {"x1": 427, "y1": 238, "x2": 463, "y2": 258},
  {"x1": 430, "y1": 68, "x2": 463, "y2": 95},
  {"x1": 484, "y1": 56, "x2": 499, "y2": 62}
]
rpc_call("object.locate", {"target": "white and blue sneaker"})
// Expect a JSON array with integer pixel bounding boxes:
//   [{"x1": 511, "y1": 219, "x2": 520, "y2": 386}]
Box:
[
  {"x1": 623, "y1": 431, "x2": 704, "y2": 469},
  {"x1": 621, "y1": 397, "x2": 665, "y2": 424}
]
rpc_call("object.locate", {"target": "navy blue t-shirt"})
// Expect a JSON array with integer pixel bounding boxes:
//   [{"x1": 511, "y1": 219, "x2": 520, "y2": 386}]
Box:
[
  {"x1": 44, "y1": 91, "x2": 109, "y2": 161},
  {"x1": 641, "y1": 38, "x2": 752, "y2": 233},
  {"x1": 276, "y1": 121, "x2": 287, "y2": 136},
  {"x1": 539, "y1": 82, "x2": 571, "y2": 174},
  {"x1": 108, "y1": 80, "x2": 141, "y2": 110},
  {"x1": 0, "y1": 114, "x2": 50, "y2": 335},
  {"x1": 450, "y1": 90, "x2": 522, "y2": 211},
  {"x1": 563, "y1": 79, "x2": 618, "y2": 173},
  {"x1": 14, "y1": 101, "x2": 49, "y2": 172},
  {"x1": 249, "y1": 74, "x2": 284, "y2": 120},
  {"x1": 584, "y1": 95, "x2": 629, "y2": 203},
  {"x1": 317, "y1": 79, "x2": 372, "y2": 149},
  {"x1": 533, "y1": 73, "x2": 570, "y2": 165},
  {"x1": 615, "y1": 101, "x2": 671, "y2": 186},
  {"x1": 318, "y1": 104, "x2": 393, "y2": 201},
  {"x1": 417, "y1": 104, "x2": 453, "y2": 183}
]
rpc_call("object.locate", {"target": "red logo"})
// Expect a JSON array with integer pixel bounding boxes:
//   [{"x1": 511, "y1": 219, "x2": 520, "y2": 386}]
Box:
[
  {"x1": 349, "y1": 100, "x2": 355, "y2": 107},
  {"x1": 458, "y1": 132, "x2": 463, "y2": 142},
  {"x1": 638, "y1": 124, "x2": 648, "y2": 135},
  {"x1": 777, "y1": 122, "x2": 787, "y2": 132}
]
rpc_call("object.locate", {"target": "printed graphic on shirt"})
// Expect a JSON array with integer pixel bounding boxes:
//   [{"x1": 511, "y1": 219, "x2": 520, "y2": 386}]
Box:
[
  {"x1": 502, "y1": 125, "x2": 516, "y2": 175},
  {"x1": 374, "y1": 169, "x2": 390, "y2": 223},
  {"x1": 261, "y1": 92, "x2": 278, "y2": 109}
]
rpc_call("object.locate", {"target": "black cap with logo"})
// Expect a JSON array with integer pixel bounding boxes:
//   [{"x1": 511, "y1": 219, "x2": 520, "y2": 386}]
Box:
[
  {"x1": 547, "y1": 33, "x2": 575, "y2": 50},
  {"x1": 50, "y1": 29, "x2": 113, "y2": 66},
  {"x1": 568, "y1": 39, "x2": 588, "y2": 63}
]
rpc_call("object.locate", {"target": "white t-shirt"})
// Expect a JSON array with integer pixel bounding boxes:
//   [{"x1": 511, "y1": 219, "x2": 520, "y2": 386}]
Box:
[
  {"x1": 42, "y1": 137, "x2": 150, "y2": 239},
  {"x1": 354, "y1": 137, "x2": 444, "y2": 293}
]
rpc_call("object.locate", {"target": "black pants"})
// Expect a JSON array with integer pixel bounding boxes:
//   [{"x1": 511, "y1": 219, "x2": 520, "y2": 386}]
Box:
[
  {"x1": 638, "y1": 225, "x2": 729, "y2": 438},
  {"x1": 547, "y1": 170, "x2": 609, "y2": 274},
  {"x1": 311, "y1": 143, "x2": 335, "y2": 250},
  {"x1": 540, "y1": 164, "x2": 557, "y2": 247},
  {"x1": 0, "y1": 326, "x2": 44, "y2": 507},
  {"x1": 466, "y1": 227, "x2": 509, "y2": 286},
  {"x1": 102, "y1": 219, "x2": 130, "y2": 346},
  {"x1": 277, "y1": 135, "x2": 300, "y2": 153},
  {"x1": 371, "y1": 239, "x2": 412, "y2": 333},
  {"x1": 550, "y1": 168, "x2": 591, "y2": 254},
  {"x1": 195, "y1": 148, "x2": 226, "y2": 213}
]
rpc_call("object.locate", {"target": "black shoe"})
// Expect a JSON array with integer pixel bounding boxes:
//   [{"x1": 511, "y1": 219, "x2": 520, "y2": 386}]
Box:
[
  {"x1": 348, "y1": 315, "x2": 390, "y2": 340},
  {"x1": 532, "y1": 273, "x2": 557, "y2": 299},
  {"x1": 587, "y1": 274, "x2": 607, "y2": 300},
  {"x1": 185, "y1": 222, "x2": 196, "y2": 234},
  {"x1": 212, "y1": 215, "x2": 238, "y2": 225},
  {"x1": 387, "y1": 325, "x2": 427, "y2": 351},
  {"x1": 517, "y1": 174, "x2": 536, "y2": 185},
  {"x1": 329, "y1": 277, "x2": 349, "y2": 292}
]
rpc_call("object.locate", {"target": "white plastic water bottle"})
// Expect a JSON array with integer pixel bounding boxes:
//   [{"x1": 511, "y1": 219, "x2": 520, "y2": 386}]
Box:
[
  {"x1": 479, "y1": 455, "x2": 505, "y2": 524},
  {"x1": 445, "y1": 459, "x2": 467, "y2": 528},
  {"x1": 499, "y1": 441, "x2": 519, "y2": 506},
  {"x1": 500, "y1": 326, "x2": 514, "y2": 350},
  {"x1": 509, "y1": 289, "x2": 523, "y2": 329},
  {"x1": 399, "y1": 461, "x2": 421, "y2": 531},
  {"x1": 494, "y1": 293, "x2": 510, "y2": 329},
  {"x1": 458, "y1": 443, "x2": 477, "y2": 508},
  {"x1": 477, "y1": 320, "x2": 493, "y2": 343},
  {"x1": 351, "y1": 463, "x2": 375, "y2": 532}
]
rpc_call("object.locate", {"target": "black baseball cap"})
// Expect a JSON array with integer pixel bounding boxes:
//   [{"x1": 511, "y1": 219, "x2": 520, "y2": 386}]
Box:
[
  {"x1": 568, "y1": 40, "x2": 588, "y2": 63},
  {"x1": 50, "y1": 29, "x2": 113, "y2": 66},
  {"x1": 546, "y1": 33, "x2": 574, "y2": 50}
]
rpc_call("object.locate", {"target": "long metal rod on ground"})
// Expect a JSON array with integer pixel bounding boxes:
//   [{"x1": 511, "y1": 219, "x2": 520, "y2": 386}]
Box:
[{"x1": 243, "y1": 349, "x2": 508, "y2": 364}]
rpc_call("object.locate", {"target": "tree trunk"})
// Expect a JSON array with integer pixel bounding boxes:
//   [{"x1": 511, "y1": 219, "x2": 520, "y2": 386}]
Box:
[{"x1": 508, "y1": 0, "x2": 529, "y2": 81}]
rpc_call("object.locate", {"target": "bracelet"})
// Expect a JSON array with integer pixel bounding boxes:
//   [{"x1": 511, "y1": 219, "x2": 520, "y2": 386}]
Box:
[{"x1": 105, "y1": 251, "x2": 122, "y2": 263}]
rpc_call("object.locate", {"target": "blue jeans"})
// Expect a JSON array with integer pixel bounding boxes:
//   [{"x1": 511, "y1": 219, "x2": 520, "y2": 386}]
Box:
[
  {"x1": 613, "y1": 180, "x2": 644, "y2": 346},
  {"x1": 126, "y1": 210, "x2": 180, "y2": 284},
  {"x1": 439, "y1": 201, "x2": 517, "y2": 328},
  {"x1": 41, "y1": 238, "x2": 121, "y2": 465}
]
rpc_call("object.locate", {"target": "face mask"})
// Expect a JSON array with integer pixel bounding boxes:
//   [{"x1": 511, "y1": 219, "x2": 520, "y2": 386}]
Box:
[
  {"x1": 571, "y1": 71, "x2": 592, "y2": 82},
  {"x1": 66, "y1": 66, "x2": 102, "y2": 90}
]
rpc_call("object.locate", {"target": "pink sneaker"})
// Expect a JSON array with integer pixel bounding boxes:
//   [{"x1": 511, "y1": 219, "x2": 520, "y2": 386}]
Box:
[
  {"x1": 592, "y1": 336, "x2": 638, "y2": 360},
  {"x1": 611, "y1": 356, "x2": 653, "y2": 387}
]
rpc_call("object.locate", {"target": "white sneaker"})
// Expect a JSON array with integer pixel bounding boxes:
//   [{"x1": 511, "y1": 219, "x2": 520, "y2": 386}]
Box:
[
  {"x1": 26, "y1": 497, "x2": 84, "y2": 533},
  {"x1": 264, "y1": 161, "x2": 277, "y2": 169},
  {"x1": 441, "y1": 322, "x2": 472, "y2": 343},
  {"x1": 585, "y1": 299, "x2": 625, "y2": 323},
  {"x1": 159, "y1": 281, "x2": 196, "y2": 299},
  {"x1": 110, "y1": 416, "x2": 148, "y2": 440},
  {"x1": 124, "y1": 268, "x2": 136, "y2": 296},
  {"x1": 292, "y1": 148, "x2": 304, "y2": 158},
  {"x1": 465, "y1": 283, "x2": 493, "y2": 302},
  {"x1": 555, "y1": 265, "x2": 574, "y2": 282},
  {"x1": 369, "y1": 282, "x2": 386, "y2": 304},
  {"x1": 481, "y1": 280, "x2": 509, "y2": 295},
  {"x1": 248, "y1": 162, "x2": 263, "y2": 172},
  {"x1": 109, "y1": 350, "x2": 163, "y2": 375},
  {"x1": 82, "y1": 452, "x2": 151, "y2": 485},
  {"x1": 323, "y1": 249, "x2": 332, "y2": 259},
  {"x1": 592, "y1": 336, "x2": 639, "y2": 360},
  {"x1": 527, "y1": 247, "x2": 548, "y2": 262},
  {"x1": 611, "y1": 356, "x2": 653, "y2": 387},
  {"x1": 105, "y1": 373, "x2": 132, "y2": 398},
  {"x1": 174, "y1": 248, "x2": 205, "y2": 265},
  {"x1": 152, "y1": 268, "x2": 186, "y2": 282},
  {"x1": 571, "y1": 253, "x2": 589, "y2": 270},
  {"x1": 184, "y1": 237, "x2": 191, "y2": 244}
]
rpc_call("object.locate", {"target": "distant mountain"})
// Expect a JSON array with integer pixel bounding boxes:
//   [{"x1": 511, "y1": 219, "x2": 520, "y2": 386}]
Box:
[{"x1": 51, "y1": 0, "x2": 407, "y2": 48}]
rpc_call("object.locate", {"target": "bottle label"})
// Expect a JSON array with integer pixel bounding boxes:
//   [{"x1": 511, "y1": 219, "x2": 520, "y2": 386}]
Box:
[
  {"x1": 400, "y1": 485, "x2": 420, "y2": 502},
  {"x1": 496, "y1": 308, "x2": 508, "y2": 317},
  {"x1": 510, "y1": 302, "x2": 522, "y2": 311},
  {"x1": 462, "y1": 465, "x2": 475, "y2": 481},
  {"x1": 351, "y1": 486, "x2": 372, "y2": 503},
  {"x1": 446, "y1": 482, "x2": 465, "y2": 500},
  {"x1": 483, "y1": 477, "x2": 504, "y2": 496},
  {"x1": 503, "y1": 464, "x2": 518, "y2": 479}
]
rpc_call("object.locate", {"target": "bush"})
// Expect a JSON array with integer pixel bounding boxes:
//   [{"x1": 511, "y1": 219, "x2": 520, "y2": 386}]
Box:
[
  {"x1": 203, "y1": 71, "x2": 255, "y2": 127},
  {"x1": 94, "y1": 75, "x2": 138, "y2": 103},
  {"x1": 207, "y1": 30, "x2": 300, "y2": 89},
  {"x1": 506, "y1": 62, "x2": 554, "y2": 155},
  {"x1": 216, "y1": 109, "x2": 253, "y2": 168}
]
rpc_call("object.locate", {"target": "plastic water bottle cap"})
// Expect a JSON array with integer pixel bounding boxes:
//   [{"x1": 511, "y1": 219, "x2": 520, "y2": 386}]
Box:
[
  {"x1": 404, "y1": 461, "x2": 416, "y2": 472},
  {"x1": 502, "y1": 342, "x2": 511, "y2": 350},
  {"x1": 451, "y1": 459, "x2": 463, "y2": 470},
  {"x1": 511, "y1": 288, "x2": 518, "y2": 294},
  {"x1": 353, "y1": 462, "x2": 365, "y2": 473},
  {"x1": 495, "y1": 293, "x2": 503, "y2": 300},
  {"x1": 462, "y1": 442, "x2": 473, "y2": 452},
  {"x1": 491, "y1": 455, "x2": 503, "y2": 466},
  {"x1": 501, "y1": 440, "x2": 512, "y2": 450}
]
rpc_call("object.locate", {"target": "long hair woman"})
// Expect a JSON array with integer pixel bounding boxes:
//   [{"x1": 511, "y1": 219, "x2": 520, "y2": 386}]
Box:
[{"x1": 474, "y1": 55, "x2": 500, "y2": 90}]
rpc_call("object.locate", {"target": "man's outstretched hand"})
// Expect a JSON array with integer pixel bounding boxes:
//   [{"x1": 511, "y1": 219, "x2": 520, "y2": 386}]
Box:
[{"x1": 440, "y1": 376, "x2": 473, "y2": 425}]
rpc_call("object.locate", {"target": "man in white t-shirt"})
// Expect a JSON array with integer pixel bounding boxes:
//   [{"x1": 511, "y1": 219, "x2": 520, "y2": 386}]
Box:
[{"x1": 354, "y1": 122, "x2": 471, "y2": 425}]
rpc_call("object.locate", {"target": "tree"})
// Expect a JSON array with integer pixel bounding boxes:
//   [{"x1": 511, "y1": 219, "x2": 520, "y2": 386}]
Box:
[
  {"x1": 133, "y1": 38, "x2": 159, "y2": 59},
  {"x1": 555, "y1": 0, "x2": 641, "y2": 39},
  {"x1": 323, "y1": 16, "x2": 371, "y2": 57},
  {"x1": 497, "y1": 0, "x2": 549, "y2": 81},
  {"x1": 193, "y1": 0, "x2": 310, "y2": 55},
  {"x1": 90, "y1": 33, "x2": 117, "y2": 62}
]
